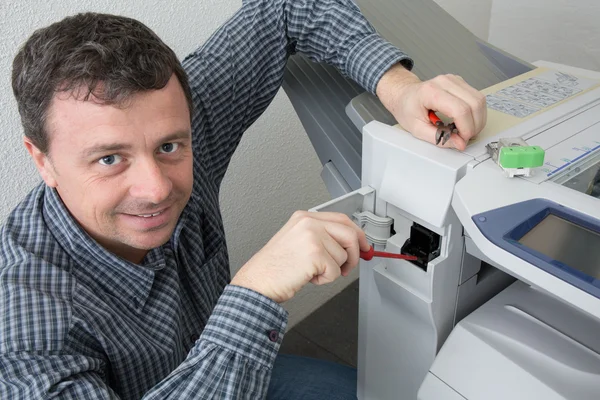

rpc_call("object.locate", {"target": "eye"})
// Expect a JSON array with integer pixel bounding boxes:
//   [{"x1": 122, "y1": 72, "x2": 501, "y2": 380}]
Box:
[
  {"x1": 98, "y1": 154, "x2": 123, "y2": 166},
  {"x1": 159, "y1": 143, "x2": 179, "y2": 154}
]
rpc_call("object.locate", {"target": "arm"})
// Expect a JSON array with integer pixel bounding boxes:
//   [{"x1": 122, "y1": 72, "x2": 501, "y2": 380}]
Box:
[
  {"x1": 142, "y1": 286, "x2": 287, "y2": 399},
  {"x1": 0, "y1": 262, "x2": 120, "y2": 400},
  {"x1": 183, "y1": 0, "x2": 412, "y2": 187},
  {"x1": 0, "y1": 353, "x2": 120, "y2": 400},
  {"x1": 1, "y1": 282, "x2": 286, "y2": 400}
]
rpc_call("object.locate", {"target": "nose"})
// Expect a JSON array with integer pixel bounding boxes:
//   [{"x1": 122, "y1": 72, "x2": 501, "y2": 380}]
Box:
[{"x1": 129, "y1": 157, "x2": 172, "y2": 204}]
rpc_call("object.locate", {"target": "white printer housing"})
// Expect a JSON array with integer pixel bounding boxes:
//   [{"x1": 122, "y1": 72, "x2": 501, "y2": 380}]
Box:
[{"x1": 310, "y1": 62, "x2": 600, "y2": 400}]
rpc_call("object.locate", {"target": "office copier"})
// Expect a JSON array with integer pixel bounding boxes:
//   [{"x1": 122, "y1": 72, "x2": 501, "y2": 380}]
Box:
[{"x1": 282, "y1": 1, "x2": 600, "y2": 399}]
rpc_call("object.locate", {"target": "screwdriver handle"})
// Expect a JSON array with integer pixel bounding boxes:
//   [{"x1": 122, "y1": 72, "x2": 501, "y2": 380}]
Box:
[{"x1": 360, "y1": 246, "x2": 418, "y2": 261}]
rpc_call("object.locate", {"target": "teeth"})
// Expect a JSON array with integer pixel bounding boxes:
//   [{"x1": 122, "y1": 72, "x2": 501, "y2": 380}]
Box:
[{"x1": 137, "y1": 212, "x2": 162, "y2": 218}]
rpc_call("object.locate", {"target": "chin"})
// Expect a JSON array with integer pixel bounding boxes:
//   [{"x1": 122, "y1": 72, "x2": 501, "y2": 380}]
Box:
[
  {"x1": 122, "y1": 225, "x2": 176, "y2": 251},
  {"x1": 132, "y1": 239, "x2": 168, "y2": 251},
  {"x1": 135, "y1": 232, "x2": 174, "y2": 250}
]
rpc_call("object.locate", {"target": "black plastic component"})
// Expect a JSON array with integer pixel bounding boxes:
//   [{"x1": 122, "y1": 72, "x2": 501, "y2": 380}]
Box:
[
  {"x1": 401, "y1": 223, "x2": 441, "y2": 270},
  {"x1": 390, "y1": 222, "x2": 397, "y2": 236}
]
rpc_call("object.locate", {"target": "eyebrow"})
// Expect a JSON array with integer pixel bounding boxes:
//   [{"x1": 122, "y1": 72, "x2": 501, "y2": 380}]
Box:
[{"x1": 82, "y1": 130, "x2": 192, "y2": 158}]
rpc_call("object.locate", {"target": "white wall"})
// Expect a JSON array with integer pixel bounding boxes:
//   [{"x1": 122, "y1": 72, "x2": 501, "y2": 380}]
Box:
[
  {"x1": 435, "y1": 0, "x2": 600, "y2": 71},
  {"x1": 488, "y1": 0, "x2": 600, "y2": 71}
]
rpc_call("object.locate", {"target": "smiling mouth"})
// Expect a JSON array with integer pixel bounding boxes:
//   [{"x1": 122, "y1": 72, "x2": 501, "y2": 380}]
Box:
[
  {"x1": 127, "y1": 206, "x2": 169, "y2": 218},
  {"x1": 136, "y1": 211, "x2": 163, "y2": 218}
]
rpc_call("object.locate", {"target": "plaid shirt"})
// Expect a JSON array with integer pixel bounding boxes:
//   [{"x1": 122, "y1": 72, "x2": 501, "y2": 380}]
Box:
[{"x1": 0, "y1": 0, "x2": 410, "y2": 398}]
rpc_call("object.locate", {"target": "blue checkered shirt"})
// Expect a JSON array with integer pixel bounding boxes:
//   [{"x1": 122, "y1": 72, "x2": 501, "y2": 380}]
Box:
[{"x1": 0, "y1": 0, "x2": 411, "y2": 398}]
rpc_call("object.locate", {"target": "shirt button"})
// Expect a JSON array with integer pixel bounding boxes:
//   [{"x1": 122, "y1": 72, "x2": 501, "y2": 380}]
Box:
[
  {"x1": 267, "y1": 330, "x2": 279, "y2": 342},
  {"x1": 190, "y1": 334, "x2": 200, "y2": 343}
]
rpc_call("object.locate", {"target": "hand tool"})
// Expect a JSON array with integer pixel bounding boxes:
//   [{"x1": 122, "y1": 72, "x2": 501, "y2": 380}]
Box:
[
  {"x1": 360, "y1": 246, "x2": 418, "y2": 261},
  {"x1": 428, "y1": 110, "x2": 457, "y2": 146}
]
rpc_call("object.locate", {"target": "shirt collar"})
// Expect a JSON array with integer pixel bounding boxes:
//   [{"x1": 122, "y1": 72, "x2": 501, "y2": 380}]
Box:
[{"x1": 42, "y1": 186, "x2": 162, "y2": 311}]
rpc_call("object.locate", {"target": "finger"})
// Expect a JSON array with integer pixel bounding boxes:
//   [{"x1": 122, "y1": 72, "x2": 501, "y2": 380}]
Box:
[
  {"x1": 440, "y1": 77, "x2": 477, "y2": 136},
  {"x1": 453, "y1": 75, "x2": 487, "y2": 130},
  {"x1": 310, "y1": 250, "x2": 342, "y2": 285},
  {"x1": 276, "y1": 210, "x2": 353, "y2": 241},
  {"x1": 322, "y1": 222, "x2": 362, "y2": 269},
  {"x1": 434, "y1": 93, "x2": 475, "y2": 146},
  {"x1": 421, "y1": 82, "x2": 477, "y2": 147},
  {"x1": 340, "y1": 261, "x2": 356, "y2": 277},
  {"x1": 409, "y1": 118, "x2": 464, "y2": 150},
  {"x1": 320, "y1": 226, "x2": 350, "y2": 268},
  {"x1": 453, "y1": 76, "x2": 487, "y2": 133},
  {"x1": 441, "y1": 75, "x2": 487, "y2": 136},
  {"x1": 410, "y1": 116, "x2": 440, "y2": 143},
  {"x1": 447, "y1": 131, "x2": 467, "y2": 151},
  {"x1": 306, "y1": 210, "x2": 356, "y2": 227},
  {"x1": 269, "y1": 210, "x2": 308, "y2": 240},
  {"x1": 307, "y1": 211, "x2": 370, "y2": 251}
]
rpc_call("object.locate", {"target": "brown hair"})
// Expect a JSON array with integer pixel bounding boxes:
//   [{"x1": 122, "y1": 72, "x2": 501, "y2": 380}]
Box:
[{"x1": 11, "y1": 12, "x2": 193, "y2": 154}]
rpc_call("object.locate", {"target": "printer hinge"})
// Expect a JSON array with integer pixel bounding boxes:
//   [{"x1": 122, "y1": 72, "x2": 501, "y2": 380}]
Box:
[
  {"x1": 352, "y1": 211, "x2": 393, "y2": 247},
  {"x1": 310, "y1": 186, "x2": 393, "y2": 246}
]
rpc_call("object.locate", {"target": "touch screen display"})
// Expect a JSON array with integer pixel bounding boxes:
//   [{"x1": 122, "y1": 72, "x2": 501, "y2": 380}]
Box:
[{"x1": 518, "y1": 213, "x2": 600, "y2": 279}]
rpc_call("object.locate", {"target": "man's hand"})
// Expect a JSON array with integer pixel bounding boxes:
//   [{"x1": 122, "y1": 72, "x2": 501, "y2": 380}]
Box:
[
  {"x1": 230, "y1": 211, "x2": 370, "y2": 303},
  {"x1": 376, "y1": 63, "x2": 487, "y2": 151}
]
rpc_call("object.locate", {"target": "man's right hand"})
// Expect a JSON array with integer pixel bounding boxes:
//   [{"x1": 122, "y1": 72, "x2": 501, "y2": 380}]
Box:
[
  {"x1": 376, "y1": 64, "x2": 487, "y2": 151},
  {"x1": 230, "y1": 211, "x2": 370, "y2": 303}
]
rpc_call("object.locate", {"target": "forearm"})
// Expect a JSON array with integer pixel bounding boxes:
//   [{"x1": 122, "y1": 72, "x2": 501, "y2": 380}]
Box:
[
  {"x1": 282, "y1": 0, "x2": 413, "y2": 93},
  {"x1": 376, "y1": 62, "x2": 421, "y2": 111},
  {"x1": 185, "y1": 0, "x2": 413, "y2": 186},
  {"x1": 143, "y1": 285, "x2": 288, "y2": 399},
  {"x1": 0, "y1": 286, "x2": 287, "y2": 400}
]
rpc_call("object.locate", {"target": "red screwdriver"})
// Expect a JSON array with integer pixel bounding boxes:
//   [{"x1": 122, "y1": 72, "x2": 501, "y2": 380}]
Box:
[{"x1": 360, "y1": 246, "x2": 418, "y2": 261}]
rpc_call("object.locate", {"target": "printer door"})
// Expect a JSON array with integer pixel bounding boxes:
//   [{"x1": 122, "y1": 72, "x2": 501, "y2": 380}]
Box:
[{"x1": 310, "y1": 186, "x2": 393, "y2": 247}]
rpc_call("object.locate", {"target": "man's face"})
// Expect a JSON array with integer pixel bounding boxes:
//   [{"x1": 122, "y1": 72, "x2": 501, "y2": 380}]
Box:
[{"x1": 26, "y1": 75, "x2": 193, "y2": 263}]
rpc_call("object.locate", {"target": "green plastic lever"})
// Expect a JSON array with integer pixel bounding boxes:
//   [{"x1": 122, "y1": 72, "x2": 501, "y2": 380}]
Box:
[{"x1": 499, "y1": 146, "x2": 545, "y2": 169}]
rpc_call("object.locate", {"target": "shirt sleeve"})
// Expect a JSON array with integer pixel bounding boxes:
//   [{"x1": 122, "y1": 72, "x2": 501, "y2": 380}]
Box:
[
  {"x1": 184, "y1": 0, "x2": 413, "y2": 188},
  {"x1": 143, "y1": 285, "x2": 288, "y2": 399},
  {"x1": 0, "y1": 284, "x2": 286, "y2": 400},
  {"x1": 0, "y1": 353, "x2": 120, "y2": 399},
  {"x1": 0, "y1": 263, "x2": 122, "y2": 400}
]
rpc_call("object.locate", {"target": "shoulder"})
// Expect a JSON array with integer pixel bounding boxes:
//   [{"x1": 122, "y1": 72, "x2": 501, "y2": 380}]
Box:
[{"x1": 0, "y1": 184, "x2": 75, "y2": 353}]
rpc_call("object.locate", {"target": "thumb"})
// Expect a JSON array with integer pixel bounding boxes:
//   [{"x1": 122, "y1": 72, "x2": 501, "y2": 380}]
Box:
[
  {"x1": 359, "y1": 232, "x2": 371, "y2": 252},
  {"x1": 448, "y1": 132, "x2": 467, "y2": 151},
  {"x1": 410, "y1": 118, "x2": 467, "y2": 150},
  {"x1": 409, "y1": 118, "x2": 439, "y2": 144}
]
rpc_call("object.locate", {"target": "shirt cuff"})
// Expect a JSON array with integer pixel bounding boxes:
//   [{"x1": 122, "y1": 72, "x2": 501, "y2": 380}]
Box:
[
  {"x1": 198, "y1": 285, "x2": 288, "y2": 368},
  {"x1": 346, "y1": 33, "x2": 414, "y2": 94}
]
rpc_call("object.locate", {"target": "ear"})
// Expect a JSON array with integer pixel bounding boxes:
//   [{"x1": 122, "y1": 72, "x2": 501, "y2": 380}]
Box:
[{"x1": 23, "y1": 138, "x2": 58, "y2": 188}]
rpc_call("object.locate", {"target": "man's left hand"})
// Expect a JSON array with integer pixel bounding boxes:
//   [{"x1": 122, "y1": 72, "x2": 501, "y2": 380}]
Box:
[{"x1": 376, "y1": 63, "x2": 487, "y2": 151}]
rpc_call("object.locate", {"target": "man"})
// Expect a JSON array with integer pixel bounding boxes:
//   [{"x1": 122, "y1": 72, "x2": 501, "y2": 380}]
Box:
[{"x1": 0, "y1": 0, "x2": 486, "y2": 399}]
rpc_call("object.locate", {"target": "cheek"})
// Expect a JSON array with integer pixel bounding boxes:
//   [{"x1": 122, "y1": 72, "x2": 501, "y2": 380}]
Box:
[
  {"x1": 170, "y1": 159, "x2": 194, "y2": 193},
  {"x1": 96, "y1": 191, "x2": 126, "y2": 215},
  {"x1": 79, "y1": 178, "x2": 129, "y2": 218}
]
